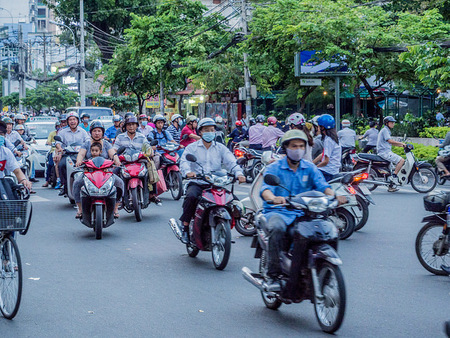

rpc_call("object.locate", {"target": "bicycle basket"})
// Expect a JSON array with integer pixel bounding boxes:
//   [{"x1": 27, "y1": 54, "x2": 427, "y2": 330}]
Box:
[
  {"x1": 423, "y1": 192, "x2": 449, "y2": 212},
  {"x1": 0, "y1": 200, "x2": 32, "y2": 234}
]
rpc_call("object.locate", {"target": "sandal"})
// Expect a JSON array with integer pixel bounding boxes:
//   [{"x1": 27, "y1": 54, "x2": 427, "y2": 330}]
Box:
[
  {"x1": 75, "y1": 212, "x2": 82, "y2": 219},
  {"x1": 114, "y1": 212, "x2": 120, "y2": 219}
]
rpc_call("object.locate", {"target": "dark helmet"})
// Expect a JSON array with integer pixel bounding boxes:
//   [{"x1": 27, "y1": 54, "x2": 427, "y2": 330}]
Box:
[
  {"x1": 249, "y1": 117, "x2": 256, "y2": 126},
  {"x1": 80, "y1": 112, "x2": 90, "y2": 120},
  {"x1": 55, "y1": 121, "x2": 61, "y2": 127},
  {"x1": 60, "y1": 113, "x2": 68, "y2": 122},
  {"x1": 369, "y1": 121, "x2": 377, "y2": 128},
  {"x1": 383, "y1": 116, "x2": 396, "y2": 125},
  {"x1": 124, "y1": 112, "x2": 135, "y2": 120},
  {"x1": 256, "y1": 115, "x2": 265, "y2": 123},
  {"x1": 123, "y1": 116, "x2": 139, "y2": 131},
  {"x1": 89, "y1": 120, "x2": 105, "y2": 135}
]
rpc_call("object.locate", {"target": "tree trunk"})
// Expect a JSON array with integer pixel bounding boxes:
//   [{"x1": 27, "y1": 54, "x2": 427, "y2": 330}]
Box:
[
  {"x1": 359, "y1": 76, "x2": 383, "y2": 125},
  {"x1": 299, "y1": 86, "x2": 317, "y2": 113},
  {"x1": 134, "y1": 92, "x2": 144, "y2": 114}
]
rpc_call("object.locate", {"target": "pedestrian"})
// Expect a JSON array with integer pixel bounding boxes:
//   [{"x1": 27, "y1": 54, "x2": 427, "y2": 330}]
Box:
[{"x1": 436, "y1": 111, "x2": 445, "y2": 126}]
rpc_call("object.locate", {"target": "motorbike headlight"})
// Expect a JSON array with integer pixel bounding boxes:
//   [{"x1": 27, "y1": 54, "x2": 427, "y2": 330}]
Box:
[
  {"x1": 138, "y1": 163, "x2": 147, "y2": 177},
  {"x1": 121, "y1": 168, "x2": 131, "y2": 178},
  {"x1": 98, "y1": 177, "x2": 114, "y2": 195},
  {"x1": 302, "y1": 197, "x2": 328, "y2": 213},
  {"x1": 83, "y1": 176, "x2": 99, "y2": 194}
]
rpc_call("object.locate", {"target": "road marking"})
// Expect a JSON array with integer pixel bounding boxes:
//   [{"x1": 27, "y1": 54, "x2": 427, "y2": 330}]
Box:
[{"x1": 29, "y1": 195, "x2": 51, "y2": 203}]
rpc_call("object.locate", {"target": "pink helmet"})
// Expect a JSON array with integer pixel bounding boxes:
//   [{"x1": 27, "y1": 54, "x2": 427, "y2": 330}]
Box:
[
  {"x1": 287, "y1": 113, "x2": 305, "y2": 126},
  {"x1": 267, "y1": 116, "x2": 277, "y2": 125}
]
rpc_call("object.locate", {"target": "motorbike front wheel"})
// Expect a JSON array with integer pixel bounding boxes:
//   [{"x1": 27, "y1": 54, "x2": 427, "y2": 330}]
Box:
[
  {"x1": 168, "y1": 171, "x2": 183, "y2": 200},
  {"x1": 0, "y1": 235, "x2": 22, "y2": 319},
  {"x1": 415, "y1": 222, "x2": 450, "y2": 275},
  {"x1": 211, "y1": 219, "x2": 231, "y2": 270},
  {"x1": 354, "y1": 195, "x2": 369, "y2": 231},
  {"x1": 94, "y1": 204, "x2": 103, "y2": 240},
  {"x1": 252, "y1": 161, "x2": 264, "y2": 180},
  {"x1": 411, "y1": 167, "x2": 437, "y2": 193},
  {"x1": 331, "y1": 209, "x2": 355, "y2": 240},
  {"x1": 130, "y1": 187, "x2": 142, "y2": 222},
  {"x1": 314, "y1": 262, "x2": 346, "y2": 333}
]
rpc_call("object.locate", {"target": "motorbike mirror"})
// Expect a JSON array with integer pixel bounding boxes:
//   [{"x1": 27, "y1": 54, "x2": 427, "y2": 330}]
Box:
[
  {"x1": 264, "y1": 174, "x2": 281, "y2": 186},
  {"x1": 150, "y1": 140, "x2": 158, "y2": 146},
  {"x1": 341, "y1": 173, "x2": 354, "y2": 185},
  {"x1": 236, "y1": 157, "x2": 246, "y2": 165},
  {"x1": 116, "y1": 146, "x2": 126, "y2": 155},
  {"x1": 54, "y1": 135, "x2": 62, "y2": 142},
  {"x1": 186, "y1": 154, "x2": 197, "y2": 162},
  {"x1": 13, "y1": 140, "x2": 21, "y2": 147}
]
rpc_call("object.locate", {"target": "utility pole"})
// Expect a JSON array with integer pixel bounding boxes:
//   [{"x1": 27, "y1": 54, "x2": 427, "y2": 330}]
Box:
[
  {"x1": 7, "y1": 47, "x2": 11, "y2": 96},
  {"x1": 160, "y1": 70, "x2": 164, "y2": 115},
  {"x1": 18, "y1": 24, "x2": 25, "y2": 112},
  {"x1": 43, "y1": 33, "x2": 47, "y2": 77},
  {"x1": 80, "y1": 0, "x2": 86, "y2": 106},
  {"x1": 241, "y1": 0, "x2": 252, "y2": 118}
]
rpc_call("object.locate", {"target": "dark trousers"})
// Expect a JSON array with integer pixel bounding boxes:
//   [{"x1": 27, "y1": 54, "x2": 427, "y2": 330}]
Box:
[
  {"x1": 249, "y1": 144, "x2": 263, "y2": 150},
  {"x1": 45, "y1": 153, "x2": 54, "y2": 182},
  {"x1": 319, "y1": 170, "x2": 335, "y2": 182},
  {"x1": 58, "y1": 155, "x2": 68, "y2": 187},
  {"x1": 180, "y1": 183, "x2": 205, "y2": 223},
  {"x1": 363, "y1": 145, "x2": 376, "y2": 153}
]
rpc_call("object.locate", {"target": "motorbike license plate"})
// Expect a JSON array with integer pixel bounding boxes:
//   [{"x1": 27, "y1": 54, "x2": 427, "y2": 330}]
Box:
[{"x1": 359, "y1": 185, "x2": 371, "y2": 195}]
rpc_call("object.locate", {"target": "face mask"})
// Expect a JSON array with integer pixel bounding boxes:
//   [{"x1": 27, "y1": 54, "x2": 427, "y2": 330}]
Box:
[
  {"x1": 286, "y1": 148, "x2": 305, "y2": 162},
  {"x1": 141, "y1": 121, "x2": 147, "y2": 126},
  {"x1": 0, "y1": 135, "x2": 4, "y2": 147},
  {"x1": 202, "y1": 132, "x2": 216, "y2": 143}
]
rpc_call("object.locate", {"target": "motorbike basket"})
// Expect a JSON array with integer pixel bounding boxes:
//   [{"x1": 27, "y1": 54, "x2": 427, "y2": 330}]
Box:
[{"x1": 423, "y1": 192, "x2": 450, "y2": 212}]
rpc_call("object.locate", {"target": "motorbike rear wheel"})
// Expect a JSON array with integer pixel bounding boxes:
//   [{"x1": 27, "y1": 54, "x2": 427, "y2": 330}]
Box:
[
  {"x1": 211, "y1": 219, "x2": 231, "y2": 270},
  {"x1": 252, "y1": 161, "x2": 264, "y2": 180},
  {"x1": 415, "y1": 222, "x2": 450, "y2": 275},
  {"x1": 94, "y1": 204, "x2": 103, "y2": 240},
  {"x1": 331, "y1": 209, "x2": 355, "y2": 240},
  {"x1": 130, "y1": 187, "x2": 142, "y2": 222},
  {"x1": 354, "y1": 195, "x2": 369, "y2": 231},
  {"x1": 314, "y1": 262, "x2": 346, "y2": 333},
  {"x1": 411, "y1": 167, "x2": 437, "y2": 193},
  {"x1": 168, "y1": 171, "x2": 183, "y2": 200},
  {"x1": 259, "y1": 250, "x2": 282, "y2": 310},
  {"x1": 235, "y1": 214, "x2": 256, "y2": 236}
]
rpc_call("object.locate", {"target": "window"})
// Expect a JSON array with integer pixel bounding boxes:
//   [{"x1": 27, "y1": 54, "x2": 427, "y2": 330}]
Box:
[
  {"x1": 37, "y1": 8, "x2": 46, "y2": 18},
  {"x1": 38, "y1": 20, "x2": 46, "y2": 29}
]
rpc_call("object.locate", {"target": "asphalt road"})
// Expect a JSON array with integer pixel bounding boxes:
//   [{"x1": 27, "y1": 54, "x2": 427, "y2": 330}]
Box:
[{"x1": 1, "y1": 181, "x2": 450, "y2": 337}]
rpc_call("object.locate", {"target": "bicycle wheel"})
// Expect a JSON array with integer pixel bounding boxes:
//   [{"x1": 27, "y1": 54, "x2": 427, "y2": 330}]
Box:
[{"x1": 0, "y1": 235, "x2": 22, "y2": 319}]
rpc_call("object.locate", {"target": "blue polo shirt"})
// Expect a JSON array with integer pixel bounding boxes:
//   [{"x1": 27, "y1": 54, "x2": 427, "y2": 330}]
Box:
[{"x1": 261, "y1": 157, "x2": 330, "y2": 224}]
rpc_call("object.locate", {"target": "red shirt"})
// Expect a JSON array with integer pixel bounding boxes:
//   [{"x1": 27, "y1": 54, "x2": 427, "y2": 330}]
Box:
[{"x1": 180, "y1": 125, "x2": 197, "y2": 147}]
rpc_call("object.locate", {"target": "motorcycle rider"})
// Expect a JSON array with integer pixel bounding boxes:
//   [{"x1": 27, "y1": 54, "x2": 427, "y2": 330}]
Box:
[
  {"x1": 311, "y1": 115, "x2": 323, "y2": 160},
  {"x1": 179, "y1": 117, "x2": 246, "y2": 243},
  {"x1": 54, "y1": 112, "x2": 90, "y2": 196},
  {"x1": 114, "y1": 116, "x2": 161, "y2": 205},
  {"x1": 14, "y1": 114, "x2": 31, "y2": 138},
  {"x1": 180, "y1": 115, "x2": 201, "y2": 148},
  {"x1": 138, "y1": 114, "x2": 153, "y2": 136},
  {"x1": 59, "y1": 114, "x2": 68, "y2": 129},
  {"x1": 214, "y1": 116, "x2": 226, "y2": 145},
  {"x1": 435, "y1": 130, "x2": 450, "y2": 178},
  {"x1": 148, "y1": 114, "x2": 176, "y2": 168},
  {"x1": 262, "y1": 116, "x2": 285, "y2": 151},
  {"x1": 287, "y1": 113, "x2": 314, "y2": 161},
  {"x1": 313, "y1": 114, "x2": 341, "y2": 182},
  {"x1": 80, "y1": 113, "x2": 90, "y2": 132},
  {"x1": 4, "y1": 118, "x2": 28, "y2": 155},
  {"x1": 337, "y1": 119, "x2": 357, "y2": 150},
  {"x1": 74, "y1": 120, "x2": 123, "y2": 219},
  {"x1": 227, "y1": 120, "x2": 248, "y2": 150},
  {"x1": 359, "y1": 121, "x2": 379, "y2": 153},
  {"x1": 261, "y1": 129, "x2": 344, "y2": 290},
  {"x1": 166, "y1": 114, "x2": 183, "y2": 144},
  {"x1": 248, "y1": 115, "x2": 267, "y2": 150},
  {"x1": 377, "y1": 116, "x2": 406, "y2": 192},
  {"x1": 105, "y1": 115, "x2": 123, "y2": 142}
]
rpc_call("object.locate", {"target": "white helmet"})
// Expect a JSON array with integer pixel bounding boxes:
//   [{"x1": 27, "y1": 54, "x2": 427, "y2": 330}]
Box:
[
  {"x1": 287, "y1": 113, "x2": 306, "y2": 126},
  {"x1": 342, "y1": 119, "x2": 351, "y2": 127},
  {"x1": 198, "y1": 117, "x2": 216, "y2": 131},
  {"x1": 153, "y1": 114, "x2": 166, "y2": 123},
  {"x1": 171, "y1": 114, "x2": 182, "y2": 123},
  {"x1": 215, "y1": 116, "x2": 223, "y2": 124},
  {"x1": 66, "y1": 111, "x2": 80, "y2": 121}
]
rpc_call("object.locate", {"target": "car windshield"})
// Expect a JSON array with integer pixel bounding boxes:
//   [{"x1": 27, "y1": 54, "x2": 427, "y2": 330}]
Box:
[
  {"x1": 78, "y1": 108, "x2": 113, "y2": 120},
  {"x1": 27, "y1": 122, "x2": 55, "y2": 139}
]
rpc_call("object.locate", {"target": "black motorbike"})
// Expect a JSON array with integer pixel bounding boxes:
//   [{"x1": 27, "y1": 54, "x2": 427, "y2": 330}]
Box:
[
  {"x1": 234, "y1": 146, "x2": 263, "y2": 183},
  {"x1": 242, "y1": 174, "x2": 346, "y2": 334},
  {"x1": 341, "y1": 146, "x2": 356, "y2": 172}
]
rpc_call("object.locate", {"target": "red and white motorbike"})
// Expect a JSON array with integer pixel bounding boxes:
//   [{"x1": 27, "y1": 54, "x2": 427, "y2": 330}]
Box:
[{"x1": 158, "y1": 143, "x2": 183, "y2": 200}]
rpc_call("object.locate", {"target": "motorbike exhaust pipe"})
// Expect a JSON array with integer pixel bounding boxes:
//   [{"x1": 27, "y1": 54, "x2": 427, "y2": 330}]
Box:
[
  {"x1": 363, "y1": 179, "x2": 389, "y2": 186},
  {"x1": 168, "y1": 218, "x2": 182, "y2": 241},
  {"x1": 242, "y1": 267, "x2": 264, "y2": 291}
]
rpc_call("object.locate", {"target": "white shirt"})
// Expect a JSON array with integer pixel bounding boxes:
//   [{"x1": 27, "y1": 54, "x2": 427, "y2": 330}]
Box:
[
  {"x1": 138, "y1": 124, "x2": 154, "y2": 137},
  {"x1": 362, "y1": 128, "x2": 379, "y2": 146},
  {"x1": 337, "y1": 127, "x2": 357, "y2": 148},
  {"x1": 377, "y1": 126, "x2": 392, "y2": 155},
  {"x1": 180, "y1": 140, "x2": 243, "y2": 179},
  {"x1": 56, "y1": 126, "x2": 90, "y2": 148},
  {"x1": 0, "y1": 146, "x2": 20, "y2": 178},
  {"x1": 321, "y1": 136, "x2": 341, "y2": 175},
  {"x1": 5, "y1": 130, "x2": 23, "y2": 145}
]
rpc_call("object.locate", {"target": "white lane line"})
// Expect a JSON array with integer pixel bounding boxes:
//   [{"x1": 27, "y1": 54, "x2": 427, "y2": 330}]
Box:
[{"x1": 29, "y1": 195, "x2": 51, "y2": 203}]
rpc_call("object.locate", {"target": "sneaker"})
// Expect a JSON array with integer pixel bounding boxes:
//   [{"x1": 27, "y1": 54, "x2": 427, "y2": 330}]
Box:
[
  {"x1": 181, "y1": 231, "x2": 190, "y2": 244},
  {"x1": 58, "y1": 189, "x2": 65, "y2": 196},
  {"x1": 55, "y1": 181, "x2": 61, "y2": 189},
  {"x1": 387, "y1": 186, "x2": 399, "y2": 192}
]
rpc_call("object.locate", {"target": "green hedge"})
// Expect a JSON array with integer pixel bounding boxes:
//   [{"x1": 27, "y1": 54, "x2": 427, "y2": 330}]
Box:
[
  {"x1": 419, "y1": 127, "x2": 450, "y2": 139},
  {"x1": 391, "y1": 143, "x2": 438, "y2": 164}
]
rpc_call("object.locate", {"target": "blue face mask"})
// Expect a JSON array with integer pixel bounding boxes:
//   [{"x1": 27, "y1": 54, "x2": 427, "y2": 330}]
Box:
[
  {"x1": 202, "y1": 132, "x2": 216, "y2": 143},
  {"x1": 0, "y1": 135, "x2": 4, "y2": 147},
  {"x1": 141, "y1": 121, "x2": 147, "y2": 126}
]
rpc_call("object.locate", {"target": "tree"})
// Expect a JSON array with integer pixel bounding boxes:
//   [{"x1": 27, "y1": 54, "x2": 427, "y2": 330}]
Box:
[
  {"x1": 22, "y1": 81, "x2": 78, "y2": 111},
  {"x1": 49, "y1": 0, "x2": 157, "y2": 61},
  {"x1": 92, "y1": 94, "x2": 138, "y2": 112},
  {"x1": 2, "y1": 92, "x2": 19, "y2": 111}
]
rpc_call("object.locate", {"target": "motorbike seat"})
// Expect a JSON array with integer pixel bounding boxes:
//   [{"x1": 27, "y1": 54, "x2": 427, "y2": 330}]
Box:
[{"x1": 357, "y1": 153, "x2": 390, "y2": 163}]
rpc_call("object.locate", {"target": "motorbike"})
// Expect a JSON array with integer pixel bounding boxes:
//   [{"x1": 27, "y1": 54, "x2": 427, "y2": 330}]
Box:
[
  {"x1": 415, "y1": 191, "x2": 450, "y2": 275},
  {"x1": 79, "y1": 157, "x2": 117, "y2": 240},
  {"x1": 242, "y1": 174, "x2": 346, "y2": 334},
  {"x1": 168, "y1": 154, "x2": 239, "y2": 270},
  {"x1": 117, "y1": 147, "x2": 150, "y2": 222},
  {"x1": 234, "y1": 146, "x2": 264, "y2": 183},
  {"x1": 158, "y1": 143, "x2": 183, "y2": 200},
  {"x1": 341, "y1": 146, "x2": 356, "y2": 172},
  {"x1": 436, "y1": 145, "x2": 450, "y2": 186},
  {"x1": 353, "y1": 144, "x2": 437, "y2": 193}
]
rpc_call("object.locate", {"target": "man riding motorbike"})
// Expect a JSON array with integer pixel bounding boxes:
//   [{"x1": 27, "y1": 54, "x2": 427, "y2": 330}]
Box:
[
  {"x1": 74, "y1": 120, "x2": 123, "y2": 219},
  {"x1": 59, "y1": 114, "x2": 68, "y2": 130},
  {"x1": 14, "y1": 114, "x2": 31, "y2": 138},
  {"x1": 260, "y1": 129, "x2": 344, "y2": 289},
  {"x1": 42, "y1": 121, "x2": 61, "y2": 188},
  {"x1": 3, "y1": 118, "x2": 28, "y2": 157},
  {"x1": 138, "y1": 114, "x2": 153, "y2": 136},
  {"x1": 376, "y1": 116, "x2": 406, "y2": 192},
  {"x1": 179, "y1": 117, "x2": 246, "y2": 244},
  {"x1": 435, "y1": 130, "x2": 450, "y2": 177},
  {"x1": 114, "y1": 116, "x2": 161, "y2": 205},
  {"x1": 54, "y1": 112, "x2": 90, "y2": 195},
  {"x1": 166, "y1": 114, "x2": 183, "y2": 144},
  {"x1": 337, "y1": 119, "x2": 357, "y2": 150},
  {"x1": 248, "y1": 115, "x2": 267, "y2": 150},
  {"x1": 105, "y1": 115, "x2": 122, "y2": 142},
  {"x1": 262, "y1": 116, "x2": 285, "y2": 151},
  {"x1": 227, "y1": 120, "x2": 248, "y2": 150}
]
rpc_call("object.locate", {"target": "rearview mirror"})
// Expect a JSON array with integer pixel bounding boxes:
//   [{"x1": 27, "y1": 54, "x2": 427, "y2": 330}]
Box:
[
  {"x1": 54, "y1": 136, "x2": 62, "y2": 142},
  {"x1": 116, "y1": 146, "x2": 126, "y2": 155},
  {"x1": 150, "y1": 140, "x2": 158, "y2": 146},
  {"x1": 264, "y1": 174, "x2": 280, "y2": 186},
  {"x1": 186, "y1": 154, "x2": 197, "y2": 162}
]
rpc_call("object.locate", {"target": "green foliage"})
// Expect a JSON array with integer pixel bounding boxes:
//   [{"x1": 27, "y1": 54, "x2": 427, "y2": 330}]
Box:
[
  {"x1": 92, "y1": 95, "x2": 138, "y2": 112},
  {"x1": 21, "y1": 82, "x2": 78, "y2": 111},
  {"x1": 1, "y1": 92, "x2": 20, "y2": 111},
  {"x1": 341, "y1": 113, "x2": 372, "y2": 135},
  {"x1": 419, "y1": 127, "x2": 450, "y2": 139},
  {"x1": 391, "y1": 112, "x2": 438, "y2": 137},
  {"x1": 392, "y1": 142, "x2": 438, "y2": 162}
]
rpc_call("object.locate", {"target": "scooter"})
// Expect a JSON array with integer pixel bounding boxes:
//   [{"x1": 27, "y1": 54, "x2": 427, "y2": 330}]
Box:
[
  {"x1": 436, "y1": 145, "x2": 450, "y2": 185},
  {"x1": 353, "y1": 144, "x2": 437, "y2": 193},
  {"x1": 242, "y1": 174, "x2": 346, "y2": 334},
  {"x1": 79, "y1": 157, "x2": 117, "y2": 240},
  {"x1": 168, "y1": 154, "x2": 239, "y2": 270},
  {"x1": 117, "y1": 146, "x2": 150, "y2": 222},
  {"x1": 234, "y1": 146, "x2": 264, "y2": 183},
  {"x1": 158, "y1": 143, "x2": 183, "y2": 200},
  {"x1": 341, "y1": 146, "x2": 356, "y2": 172}
]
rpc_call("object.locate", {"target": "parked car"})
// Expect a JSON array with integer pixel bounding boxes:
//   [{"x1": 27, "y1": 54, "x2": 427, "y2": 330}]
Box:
[{"x1": 65, "y1": 107, "x2": 114, "y2": 120}]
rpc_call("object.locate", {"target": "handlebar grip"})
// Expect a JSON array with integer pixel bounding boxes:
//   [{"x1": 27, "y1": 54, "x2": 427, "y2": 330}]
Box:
[{"x1": 267, "y1": 200, "x2": 274, "y2": 204}]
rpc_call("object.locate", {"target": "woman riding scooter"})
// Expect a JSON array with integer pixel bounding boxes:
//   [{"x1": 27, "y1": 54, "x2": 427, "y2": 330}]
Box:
[{"x1": 74, "y1": 121, "x2": 124, "y2": 218}]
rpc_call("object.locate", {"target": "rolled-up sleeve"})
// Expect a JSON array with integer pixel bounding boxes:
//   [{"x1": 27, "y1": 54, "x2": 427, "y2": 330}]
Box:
[{"x1": 260, "y1": 162, "x2": 278, "y2": 197}]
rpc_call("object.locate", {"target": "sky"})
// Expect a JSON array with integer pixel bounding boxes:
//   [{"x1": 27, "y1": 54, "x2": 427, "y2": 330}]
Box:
[{"x1": 0, "y1": 0, "x2": 30, "y2": 26}]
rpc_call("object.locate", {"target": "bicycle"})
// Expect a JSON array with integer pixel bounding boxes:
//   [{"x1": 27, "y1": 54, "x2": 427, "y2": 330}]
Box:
[{"x1": 0, "y1": 181, "x2": 32, "y2": 320}]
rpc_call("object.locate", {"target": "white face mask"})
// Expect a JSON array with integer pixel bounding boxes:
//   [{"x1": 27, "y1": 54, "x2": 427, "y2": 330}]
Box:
[{"x1": 286, "y1": 148, "x2": 305, "y2": 162}]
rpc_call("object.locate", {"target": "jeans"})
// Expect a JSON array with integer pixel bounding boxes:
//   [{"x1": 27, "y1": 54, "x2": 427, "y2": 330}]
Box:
[
  {"x1": 58, "y1": 155, "x2": 68, "y2": 188},
  {"x1": 45, "y1": 153, "x2": 54, "y2": 182},
  {"x1": 363, "y1": 145, "x2": 376, "y2": 153}
]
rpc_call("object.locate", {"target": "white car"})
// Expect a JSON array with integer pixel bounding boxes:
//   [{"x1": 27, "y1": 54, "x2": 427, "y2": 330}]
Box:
[{"x1": 26, "y1": 121, "x2": 56, "y2": 175}]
